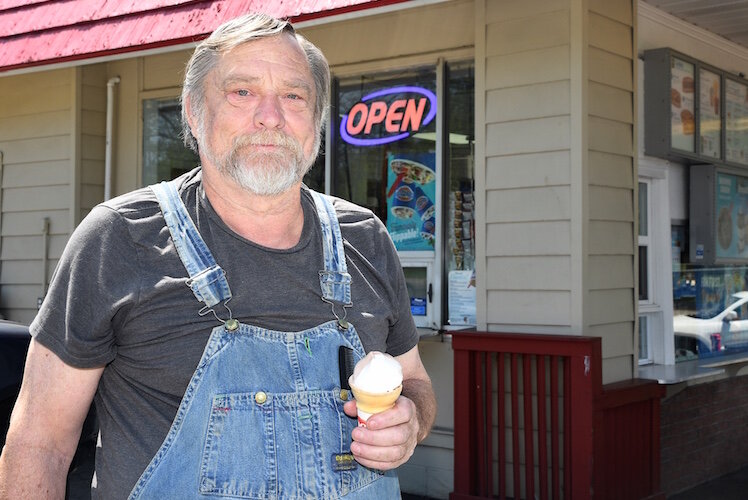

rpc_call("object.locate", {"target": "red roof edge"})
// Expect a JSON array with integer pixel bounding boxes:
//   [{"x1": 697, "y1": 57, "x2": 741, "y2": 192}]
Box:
[{"x1": 0, "y1": 0, "x2": 415, "y2": 73}]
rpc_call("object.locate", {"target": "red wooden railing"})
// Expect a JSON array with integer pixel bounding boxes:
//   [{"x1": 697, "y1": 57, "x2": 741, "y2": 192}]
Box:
[{"x1": 451, "y1": 331, "x2": 664, "y2": 500}]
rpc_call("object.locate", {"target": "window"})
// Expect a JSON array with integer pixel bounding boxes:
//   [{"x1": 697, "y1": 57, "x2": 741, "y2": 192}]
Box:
[
  {"x1": 333, "y1": 67, "x2": 437, "y2": 236},
  {"x1": 444, "y1": 62, "x2": 476, "y2": 327},
  {"x1": 332, "y1": 61, "x2": 475, "y2": 330},
  {"x1": 636, "y1": 161, "x2": 673, "y2": 366},
  {"x1": 638, "y1": 181, "x2": 654, "y2": 364},
  {"x1": 639, "y1": 316, "x2": 653, "y2": 364},
  {"x1": 142, "y1": 97, "x2": 199, "y2": 184}
]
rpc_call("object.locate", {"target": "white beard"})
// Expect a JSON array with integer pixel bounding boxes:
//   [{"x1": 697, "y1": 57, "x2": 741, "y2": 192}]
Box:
[{"x1": 201, "y1": 129, "x2": 318, "y2": 196}]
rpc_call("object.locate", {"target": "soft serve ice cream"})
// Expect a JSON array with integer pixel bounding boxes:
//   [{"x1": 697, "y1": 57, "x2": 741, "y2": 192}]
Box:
[{"x1": 348, "y1": 351, "x2": 403, "y2": 426}]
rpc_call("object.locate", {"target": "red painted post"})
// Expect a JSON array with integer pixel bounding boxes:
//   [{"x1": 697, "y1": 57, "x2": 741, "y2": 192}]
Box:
[
  {"x1": 537, "y1": 355, "x2": 548, "y2": 500},
  {"x1": 498, "y1": 353, "x2": 506, "y2": 500},
  {"x1": 475, "y1": 352, "x2": 486, "y2": 495},
  {"x1": 551, "y1": 356, "x2": 560, "y2": 499},
  {"x1": 523, "y1": 355, "x2": 534, "y2": 499},
  {"x1": 568, "y1": 353, "x2": 593, "y2": 500},
  {"x1": 452, "y1": 347, "x2": 471, "y2": 495},
  {"x1": 486, "y1": 353, "x2": 494, "y2": 497},
  {"x1": 510, "y1": 353, "x2": 520, "y2": 497}
]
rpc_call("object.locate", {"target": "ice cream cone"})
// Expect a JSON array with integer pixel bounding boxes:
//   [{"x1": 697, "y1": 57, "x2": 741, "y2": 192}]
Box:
[{"x1": 348, "y1": 376, "x2": 402, "y2": 426}]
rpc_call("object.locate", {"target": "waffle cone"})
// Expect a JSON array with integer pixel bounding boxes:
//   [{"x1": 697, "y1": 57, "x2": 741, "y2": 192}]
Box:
[{"x1": 348, "y1": 378, "x2": 402, "y2": 415}]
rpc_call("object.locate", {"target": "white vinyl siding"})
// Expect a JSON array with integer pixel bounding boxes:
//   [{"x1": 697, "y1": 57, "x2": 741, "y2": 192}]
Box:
[
  {"x1": 478, "y1": 0, "x2": 636, "y2": 381},
  {"x1": 0, "y1": 69, "x2": 73, "y2": 323}
]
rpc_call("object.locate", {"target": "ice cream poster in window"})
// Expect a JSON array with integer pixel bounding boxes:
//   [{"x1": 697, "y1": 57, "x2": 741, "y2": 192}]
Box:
[
  {"x1": 715, "y1": 171, "x2": 748, "y2": 261},
  {"x1": 386, "y1": 153, "x2": 436, "y2": 251}
]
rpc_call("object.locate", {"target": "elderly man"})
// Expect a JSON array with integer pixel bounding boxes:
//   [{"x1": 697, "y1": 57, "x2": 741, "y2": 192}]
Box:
[{"x1": 0, "y1": 13, "x2": 435, "y2": 499}]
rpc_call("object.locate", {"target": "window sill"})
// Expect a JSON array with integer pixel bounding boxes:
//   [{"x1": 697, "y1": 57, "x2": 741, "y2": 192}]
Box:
[{"x1": 639, "y1": 351, "x2": 748, "y2": 385}]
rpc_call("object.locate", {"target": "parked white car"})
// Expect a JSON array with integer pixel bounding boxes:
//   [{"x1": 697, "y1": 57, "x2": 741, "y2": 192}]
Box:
[{"x1": 673, "y1": 291, "x2": 748, "y2": 356}]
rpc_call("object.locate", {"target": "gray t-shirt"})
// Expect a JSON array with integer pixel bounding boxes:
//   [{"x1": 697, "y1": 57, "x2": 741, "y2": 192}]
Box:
[{"x1": 30, "y1": 168, "x2": 418, "y2": 499}]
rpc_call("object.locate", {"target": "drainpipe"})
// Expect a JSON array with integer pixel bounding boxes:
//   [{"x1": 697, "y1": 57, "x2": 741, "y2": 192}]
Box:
[
  {"x1": 41, "y1": 217, "x2": 50, "y2": 295},
  {"x1": 105, "y1": 76, "x2": 121, "y2": 201}
]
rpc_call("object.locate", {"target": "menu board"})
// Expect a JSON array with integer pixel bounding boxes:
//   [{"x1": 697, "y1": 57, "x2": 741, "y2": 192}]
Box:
[
  {"x1": 726, "y1": 78, "x2": 748, "y2": 166},
  {"x1": 670, "y1": 57, "x2": 695, "y2": 152},
  {"x1": 699, "y1": 69, "x2": 721, "y2": 159},
  {"x1": 715, "y1": 171, "x2": 748, "y2": 260}
]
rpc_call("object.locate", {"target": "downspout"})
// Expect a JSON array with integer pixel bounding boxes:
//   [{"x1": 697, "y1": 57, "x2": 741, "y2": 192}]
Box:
[
  {"x1": 105, "y1": 76, "x2": 120, "y2": 201},
  {"x1": 41, "y1": 217, "x2": 50, "y2": 300}
]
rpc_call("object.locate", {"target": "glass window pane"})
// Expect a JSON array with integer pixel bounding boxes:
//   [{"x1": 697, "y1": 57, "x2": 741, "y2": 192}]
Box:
[
  {"x1": 334, "y1": 68, "x2": 437, "y2": 252},
  {"x1": 446, "y1": 62, "x2": 475, "y2": 272},
  {"x1": 638, "y1": 316, "x2": 649, "y2": 362},
  {"x1": 672, "y1": 264, "x2": 748, "y2": 362},
  {"x1": 445, "y1": 62, "x2": 476, "y2": 327},
  {"x1": 638, "y1": 182, "x2": 648, "y2": 237},
  {"x1": 639, "y1": 246, "x2": 649, "y2": 301},
  {"x1": 142, "y1": 98, "x2": 199, "y2": 185}
]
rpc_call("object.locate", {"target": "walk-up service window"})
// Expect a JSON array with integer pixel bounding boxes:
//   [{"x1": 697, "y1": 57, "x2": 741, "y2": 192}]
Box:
[
  {"x1": 645, "y1": 48, "x2": 748, "y2": 362},
  {"x1": 332, "y1": 61, "x2": 475, "y2": 331}
]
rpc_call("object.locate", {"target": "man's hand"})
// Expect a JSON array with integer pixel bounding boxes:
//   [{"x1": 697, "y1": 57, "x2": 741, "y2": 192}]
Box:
[
  {"x1": 343, "y1": 396, "x2": 419, "y2": 469},
  {"x1": 343, "y1": 344, "x2": 436, "y2": 470}
]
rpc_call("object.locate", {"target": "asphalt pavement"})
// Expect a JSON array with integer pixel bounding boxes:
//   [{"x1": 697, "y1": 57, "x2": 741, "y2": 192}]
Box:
[
  {"x1": 669, "y1": 464, "x2": 748, "y2": 500},
  {"x1": 67, "y1": 460, "x2": 748, "y2": 499}
]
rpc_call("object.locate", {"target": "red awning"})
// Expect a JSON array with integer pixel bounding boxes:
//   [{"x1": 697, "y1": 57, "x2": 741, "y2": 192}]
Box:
[{"x1": 0, "y1": 0, "x2": 409, "y2": 73}]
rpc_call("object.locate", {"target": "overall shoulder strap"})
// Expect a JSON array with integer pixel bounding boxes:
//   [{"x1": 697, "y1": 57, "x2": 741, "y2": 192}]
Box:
[
  {"x1": 150, "y1": 180, "x2": 232, "y2": 309},
  {"x1": 308, "y1": 190, "x2": 352, "y2": 307}
]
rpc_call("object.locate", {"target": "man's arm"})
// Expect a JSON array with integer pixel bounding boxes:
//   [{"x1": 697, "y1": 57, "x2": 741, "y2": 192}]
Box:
[
  {"x1": 344, "y1": 344, "x2": 436, "y2": 470},
  {"x1": 0, "y1": 339, "x2": 103, "y2": 499}
]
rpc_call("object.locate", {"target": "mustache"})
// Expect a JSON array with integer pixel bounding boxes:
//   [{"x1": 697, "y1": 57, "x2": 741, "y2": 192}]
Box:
[{"x1": 232, "y1": 131, "x2": 301, "y2": 152}]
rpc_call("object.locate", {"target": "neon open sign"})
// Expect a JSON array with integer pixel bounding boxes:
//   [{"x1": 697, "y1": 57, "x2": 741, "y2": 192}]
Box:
[{"x1": 340, "y1": 86, "x2": 437, "y2": 146}]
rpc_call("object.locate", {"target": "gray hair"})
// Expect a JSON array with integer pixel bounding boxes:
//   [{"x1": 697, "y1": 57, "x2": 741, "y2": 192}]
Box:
[{"x1": 181, "y1": 13, "x2": 331, "y2": 152}]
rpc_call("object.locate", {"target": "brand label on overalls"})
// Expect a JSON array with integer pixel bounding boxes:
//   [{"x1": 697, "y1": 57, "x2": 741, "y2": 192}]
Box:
[{"x1": 331, "y1": 453, "x2": 357, "y2": 472}]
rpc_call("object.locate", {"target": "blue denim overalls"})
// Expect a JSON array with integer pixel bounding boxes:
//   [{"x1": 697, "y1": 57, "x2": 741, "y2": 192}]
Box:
[{"x1": 128, "y1": 180, "x2": 401, "y2": 499}]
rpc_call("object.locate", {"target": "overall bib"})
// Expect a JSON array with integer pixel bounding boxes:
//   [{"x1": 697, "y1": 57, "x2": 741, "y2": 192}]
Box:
[{"x1": 128, "y1": 180, "x2": 401, "y2": 499}]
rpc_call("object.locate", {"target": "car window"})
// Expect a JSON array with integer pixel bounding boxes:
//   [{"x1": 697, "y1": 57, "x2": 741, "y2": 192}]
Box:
[{"x1": 734, "y1": 301, "x2": 748, "y2": 320}]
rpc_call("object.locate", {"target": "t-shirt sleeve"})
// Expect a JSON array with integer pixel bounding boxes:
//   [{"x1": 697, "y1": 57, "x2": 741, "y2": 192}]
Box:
[{"x1": 30, "y1": 205, "x2": 141, "y2": 368}]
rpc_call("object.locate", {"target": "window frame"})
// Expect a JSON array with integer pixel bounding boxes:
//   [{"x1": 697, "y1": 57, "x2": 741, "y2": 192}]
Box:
[
  {"x1": 638, "y1": 158, "x2": 676, "y2": 366},
  {"x1": 138, "y1": 88, "x2": 187, "y2": 187}
]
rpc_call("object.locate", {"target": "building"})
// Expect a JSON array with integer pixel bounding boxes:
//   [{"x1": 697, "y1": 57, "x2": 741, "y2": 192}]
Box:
[{"x1": 2, "y1": 0, "x2": 748, "y2": 497}]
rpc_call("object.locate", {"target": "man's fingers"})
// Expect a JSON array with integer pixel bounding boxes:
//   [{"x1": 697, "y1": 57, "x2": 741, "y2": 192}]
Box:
[
  {"x1": 343, "y1": 400, "x2": 358, "y2": 418},
  {"x1": 352, "y1": 424, "x2": 410, "y2": 447},
  {"x1": 350, "y1": 438, "x2": 414, "y2": 470},
  {"x1": 361, "y1": 396, "x2": 414, "y2": 429}
]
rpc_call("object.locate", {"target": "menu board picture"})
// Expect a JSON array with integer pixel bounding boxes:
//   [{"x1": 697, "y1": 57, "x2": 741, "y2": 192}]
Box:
[
  {"x1": 715, "y1": 171, "x2": 748, "y2": 260},
  {"x1": 699, "y1": 69, "x2": 721, "y2": 159},
  {"x1": 386, "y1": 153, "x2": 436, "y2": 251},
  {"x1": 726, "y1": 78, "x2": 748, "y2": 166},
  {"x1": 671, "y1": 57, "x2": 696, "y2": 152}
]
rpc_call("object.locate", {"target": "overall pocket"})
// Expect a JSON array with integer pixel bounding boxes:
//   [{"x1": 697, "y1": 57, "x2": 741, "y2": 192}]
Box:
[
  {"x1": 199, "y1": 392, "x2": 276, "y2": 499},
  {"x1": 199, "y1": 390, "x2": 379, "y2": 499}
]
